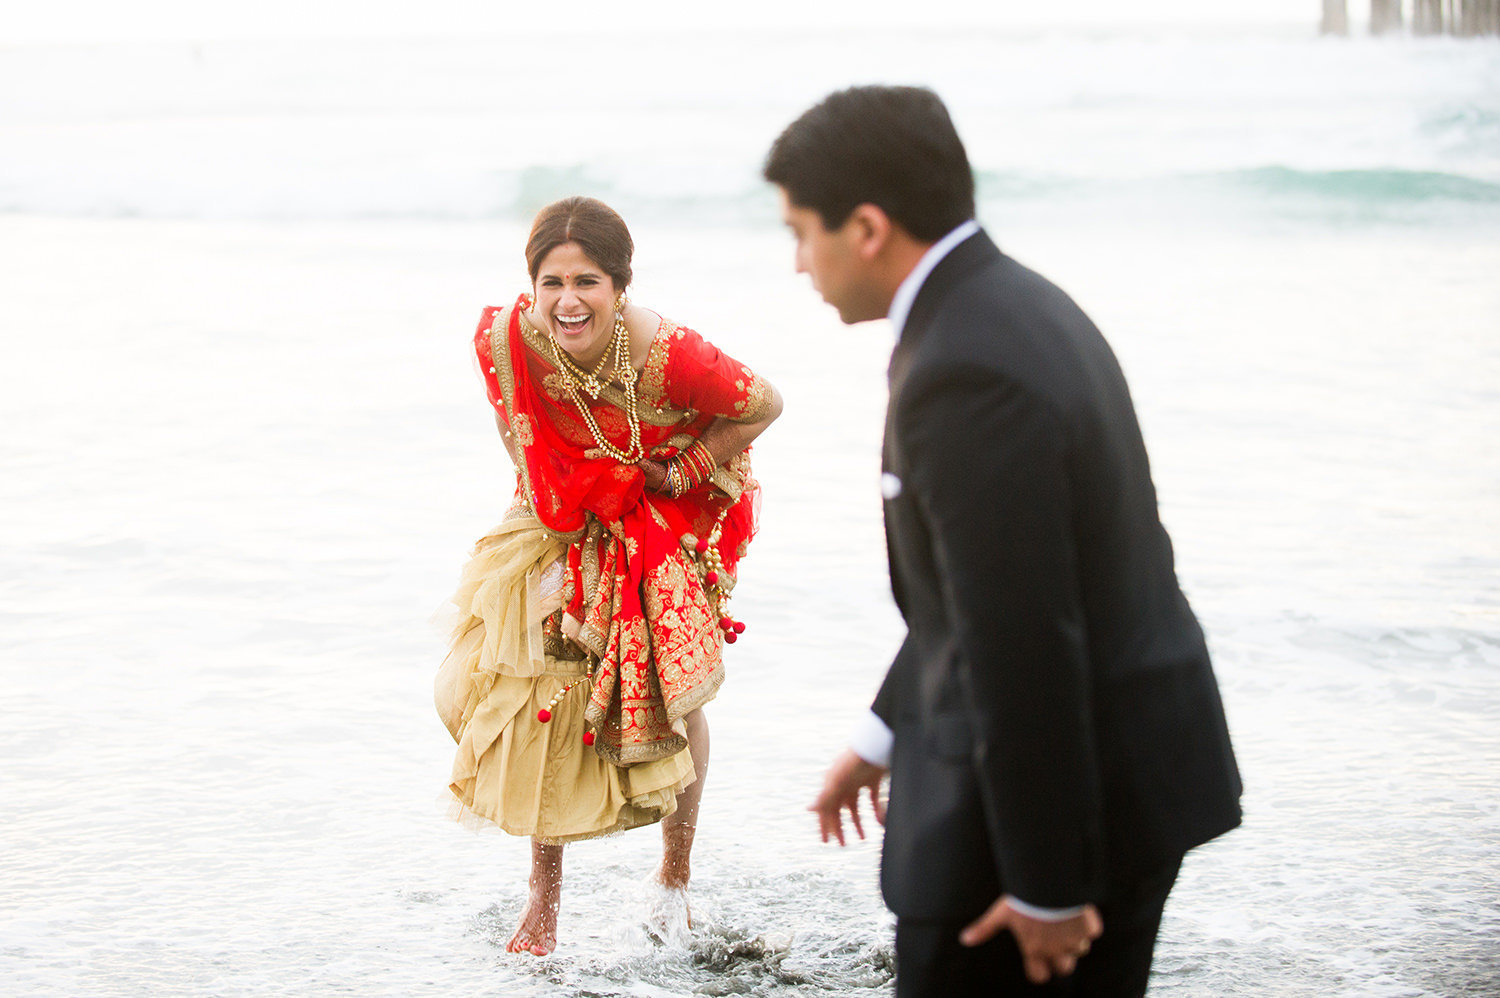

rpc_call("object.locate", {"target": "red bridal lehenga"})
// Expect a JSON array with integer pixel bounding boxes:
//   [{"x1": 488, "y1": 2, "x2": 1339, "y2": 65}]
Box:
[{"x1": 436, "y1": 297, "x2": 770, "y2": 843}]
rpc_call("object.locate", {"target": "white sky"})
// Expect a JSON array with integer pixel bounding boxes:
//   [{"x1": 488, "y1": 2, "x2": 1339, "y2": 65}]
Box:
[{"x1": 5, "y1": 0, "x2": 1322, "y2": 44}]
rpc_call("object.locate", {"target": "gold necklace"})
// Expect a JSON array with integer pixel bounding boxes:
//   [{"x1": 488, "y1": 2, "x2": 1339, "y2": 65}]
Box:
[
  {"x1": 549, "y1": 309, "x2": 644, "y2": 464},
  {"x1": 550, "y1": 329, "x2": 614, "y2": 398}
]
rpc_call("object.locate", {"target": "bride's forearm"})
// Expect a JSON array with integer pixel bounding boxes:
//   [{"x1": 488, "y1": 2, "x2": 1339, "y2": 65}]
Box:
[{"x1": 697, "y1": 385, "x2": 784, "y2": 465}]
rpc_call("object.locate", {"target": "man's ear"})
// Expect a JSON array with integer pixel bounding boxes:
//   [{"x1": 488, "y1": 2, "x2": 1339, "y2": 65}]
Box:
[{"x1": 846, "y1": 203, "x2": 894, "y2": 262}]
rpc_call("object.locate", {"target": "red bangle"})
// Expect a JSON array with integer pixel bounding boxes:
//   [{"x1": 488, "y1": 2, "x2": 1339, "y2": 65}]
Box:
[{"x1": 686, "y1": 441, "x2": 716, "y2": 485}]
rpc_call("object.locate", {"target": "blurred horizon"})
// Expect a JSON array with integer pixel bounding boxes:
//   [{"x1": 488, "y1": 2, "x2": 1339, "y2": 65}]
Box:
[
  {"x1": 4, "y1": 24, "x2": 1495, "y2": 228},
  {"x1": 8, "y1": 0, "x2": 1330, "y2": 46}
]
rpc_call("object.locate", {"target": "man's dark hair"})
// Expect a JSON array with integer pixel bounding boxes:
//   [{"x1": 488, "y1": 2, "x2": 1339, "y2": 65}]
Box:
[{"x1": 763, "y1": 85, "x2": 975, "y2": 241}]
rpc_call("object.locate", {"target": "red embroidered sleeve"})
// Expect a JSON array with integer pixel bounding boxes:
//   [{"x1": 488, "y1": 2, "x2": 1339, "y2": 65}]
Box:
[{"x1": 661, "y1": 325, "x2": 774, "y2": 423}]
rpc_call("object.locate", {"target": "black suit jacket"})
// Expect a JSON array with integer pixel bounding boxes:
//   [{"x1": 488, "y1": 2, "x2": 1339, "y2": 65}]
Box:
[{"x1": 874, "y1": 230, "x2": 1241, "y2": 919}]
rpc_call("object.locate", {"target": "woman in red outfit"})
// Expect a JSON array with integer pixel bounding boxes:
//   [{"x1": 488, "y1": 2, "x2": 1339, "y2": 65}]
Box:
[{"x1": 436, "y1": 197, "x2": 782, "y2": 955}]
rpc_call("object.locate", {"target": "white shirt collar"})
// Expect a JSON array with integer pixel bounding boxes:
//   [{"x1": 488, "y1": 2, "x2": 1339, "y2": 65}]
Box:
[{"x1": 888, "y1": 219, "x2": 980, "y2": 339}]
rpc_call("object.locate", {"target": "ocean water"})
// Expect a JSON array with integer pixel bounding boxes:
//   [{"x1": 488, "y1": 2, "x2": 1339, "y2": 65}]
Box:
[{"x1": 2, "y1": 24, "x2": 1498, "y2": 997}]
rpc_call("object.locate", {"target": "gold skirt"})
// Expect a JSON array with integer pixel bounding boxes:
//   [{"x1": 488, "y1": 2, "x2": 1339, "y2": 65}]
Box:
[{"x1": 436, "y1": 514, "x2": 694, "y2": 844}]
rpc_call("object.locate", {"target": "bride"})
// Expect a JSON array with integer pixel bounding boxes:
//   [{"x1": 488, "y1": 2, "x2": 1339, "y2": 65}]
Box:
[{"x1": 436, "y1": 196, "x2": 782, "y2": 954}]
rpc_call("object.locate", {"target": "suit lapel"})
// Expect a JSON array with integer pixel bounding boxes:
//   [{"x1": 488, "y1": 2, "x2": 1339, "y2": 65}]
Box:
[
  {"x1": 893, "y1": 230, "x2": 1000, "y2": 369},
  {"x1": 881, "y1": 229, "x2": 1001, "y2": 617},
  {"x1": 883, "y1": 228, "x2": 1001, "y2": 459}
]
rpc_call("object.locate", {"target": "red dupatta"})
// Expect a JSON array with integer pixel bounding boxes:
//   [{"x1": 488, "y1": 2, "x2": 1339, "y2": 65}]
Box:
[{"x1": 475, "y1": 296, "x2": 767, "y2": 764}]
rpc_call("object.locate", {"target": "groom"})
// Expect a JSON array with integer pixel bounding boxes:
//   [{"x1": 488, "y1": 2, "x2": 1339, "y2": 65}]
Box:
[{"x1": 765, "y1": 87, "x2": 1242, "y2": 996}]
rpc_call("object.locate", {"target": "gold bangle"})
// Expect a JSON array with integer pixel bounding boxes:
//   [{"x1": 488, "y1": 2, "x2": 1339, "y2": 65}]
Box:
[{"x1": 683, "y1": 440, "x2": 715, "y2": 487}]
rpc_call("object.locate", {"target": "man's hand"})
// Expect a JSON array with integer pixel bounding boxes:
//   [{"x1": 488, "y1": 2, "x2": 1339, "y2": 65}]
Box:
[
  {"x1": 959, "y1": 896, "x2": 1103, "y2": 984},
  {"x1": 810, "y1": 748, "x2": 887, "y2": 846}
]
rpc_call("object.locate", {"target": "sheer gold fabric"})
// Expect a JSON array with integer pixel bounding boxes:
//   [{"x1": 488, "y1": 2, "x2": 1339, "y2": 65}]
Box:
[{"x1": 437, "y1": 514, "x2": 694, "y2": 843}]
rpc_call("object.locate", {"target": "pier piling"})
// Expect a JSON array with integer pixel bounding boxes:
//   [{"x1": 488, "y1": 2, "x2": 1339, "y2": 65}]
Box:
[
  {"x1": 1414, "y1": 0, "x2": 1443, "y2": 32},
  {"x1": 1322, "y1": 0, "x2": 1350, "y2": 32},
  {"x1": 1370, "y1": 0, "x2": 1405, "y2": 32},
  {"x1": 1328, "y1": 0, "x2": 1499, "y2": 35}
]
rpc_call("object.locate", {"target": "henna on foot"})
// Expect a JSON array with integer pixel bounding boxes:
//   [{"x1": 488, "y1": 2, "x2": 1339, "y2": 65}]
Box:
[{"x1": 507, "y1": 840, "x2": 562, "y2": 956}]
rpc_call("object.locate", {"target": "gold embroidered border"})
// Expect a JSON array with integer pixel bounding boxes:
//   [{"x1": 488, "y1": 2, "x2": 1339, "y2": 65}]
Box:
[
  {"x1": 575, "y1": 522, "x2": 608, "y2": 659},
  {"x1": 637, "y1": 322, "x2": 672, "y2": 409},
  {"x1": 489, "y1": 305, "x2": 586, "y2": 545},
  {"x1": 731, "y1": 369, "x2": 774, "y2": 423},
  {"x1": 516, "y1": 308, "x2": 690, "y2": 428},
  {"x1": 709, "y1": 467, "x2": 744, "y2": 502},
  {"x1": 661, "y1": 661, "x2": 725, "y2": 725},
  {"x1": 583, "y1": 708, "x2": 689, "y2": 766},
  {"x1": 502, "y1": 501, "x2": 534, "y2": 523},
  {"x1": 542, "y1": 612, "x2": 587, "y2": 661}
]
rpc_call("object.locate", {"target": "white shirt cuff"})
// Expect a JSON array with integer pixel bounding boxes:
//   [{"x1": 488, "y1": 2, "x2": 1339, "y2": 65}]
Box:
[
  {"x1": 850, "y1": 710, "x2": 894, "y2": 767},
  {"x1": 1007, "y1": 898, "x2": 1088, "y2": 922}
]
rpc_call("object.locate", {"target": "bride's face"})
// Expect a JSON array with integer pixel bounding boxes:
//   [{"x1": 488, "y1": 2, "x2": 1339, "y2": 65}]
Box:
[{"x1": 532, "y1": 242, "x2": 620, "y2": 363}]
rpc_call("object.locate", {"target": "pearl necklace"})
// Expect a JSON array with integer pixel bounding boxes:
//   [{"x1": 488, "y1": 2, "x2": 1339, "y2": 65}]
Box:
[{"x1": 548, "y1": 308, "x2": 644, "y2": 464}]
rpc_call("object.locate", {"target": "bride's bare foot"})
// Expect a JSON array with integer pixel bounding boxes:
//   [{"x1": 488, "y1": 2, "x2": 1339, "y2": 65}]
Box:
[
  {"x1": 507, "y1": 840, "x2": 562, "y2": 956},
  {"x1": 649, "y1": 707, "x2": 708, "y2": 939},
  {"x1": 658, "y1": 711, "x2": 707, "y2": 888},
  {"x1": 506, "y1": 895, "x2": 557, "y2": 955},
  {"x1": 655, "y1": 803, "x2": 695, "y2": 933},
  {"x1": 645, "y1": 878, "x2": 693, "y2": 942}
]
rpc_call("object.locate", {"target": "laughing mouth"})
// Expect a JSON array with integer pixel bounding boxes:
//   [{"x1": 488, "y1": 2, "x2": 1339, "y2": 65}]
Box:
[{"x1": 555, "y1": 314, "x2": 591, "y2": 334}]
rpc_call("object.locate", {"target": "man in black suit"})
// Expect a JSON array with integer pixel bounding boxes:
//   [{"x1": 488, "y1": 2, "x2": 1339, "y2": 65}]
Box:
[{"x1": 764, "y1": 86, "x2": 1242, "y2": 996}]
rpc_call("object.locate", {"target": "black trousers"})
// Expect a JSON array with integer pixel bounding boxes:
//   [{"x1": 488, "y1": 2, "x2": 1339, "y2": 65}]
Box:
[{"x1": 893, "y1": 858, "x2": 1182, "y2": 998}]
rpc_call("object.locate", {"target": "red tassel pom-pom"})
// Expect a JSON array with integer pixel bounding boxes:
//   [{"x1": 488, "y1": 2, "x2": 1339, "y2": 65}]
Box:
[
  {"x1": 695, "y1": 537, "x2": 709, "y2": 554},
  {"x1": 537, "y1": 708, "x2": 552, "y2": 723},
  {"x1": 704, "y1": 571, "x2": 719, "y2": 586},
  {"x1": 724, "y1": 631, "x2": 738, "y2": 644},
  {"x1": 582, "y1": 731, "x2": 596, "y2": 746},
  {"x1": 719, "y1": 617, "x2": 733, "y2": 631},
  {"x1": 733, "y1": 621, "x2": 746, "y2": 633}
]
